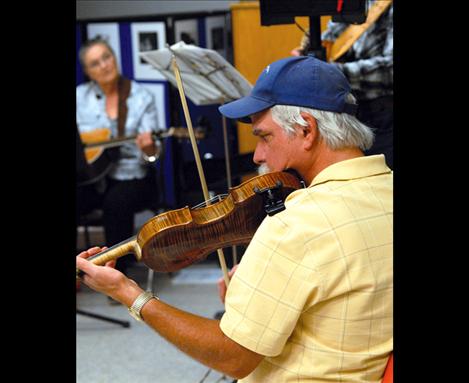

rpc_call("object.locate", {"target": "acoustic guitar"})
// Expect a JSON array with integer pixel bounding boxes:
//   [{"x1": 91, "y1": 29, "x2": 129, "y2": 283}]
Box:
[
  {"x1": 80, "y1": 126, "x2": 206, "y2": 164},
  {"x1": 77, "y1": 126, "x2": 206, "y2": 186}
]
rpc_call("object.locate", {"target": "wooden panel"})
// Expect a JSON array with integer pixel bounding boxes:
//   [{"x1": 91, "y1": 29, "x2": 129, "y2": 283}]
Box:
[
  {"x1": 231, "y1": 2, "x2": 307, "y2": 83},
  {"x1": 230, "y1": 2, "x2": 332, "y2": 155},
  {"x1": 230, "y1": 1, "x2": 311, "y2": 154}
]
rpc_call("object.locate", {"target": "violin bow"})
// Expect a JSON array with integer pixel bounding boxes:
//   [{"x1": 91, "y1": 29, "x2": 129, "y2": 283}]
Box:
[
  {"x1": 221, "y1": 109, "x2": 238, "y2": 266},
  {"x1": 170, "y1": 54, "x2": 231, "y2": 288},
  {"x1": 169, "y1": 47, "x2": 238, "y2": 267}
]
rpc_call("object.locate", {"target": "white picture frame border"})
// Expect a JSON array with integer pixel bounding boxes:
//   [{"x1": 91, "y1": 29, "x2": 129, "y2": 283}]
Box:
[
  {"x1": 205, "y1": 15, "x2": 227, "y2": 58},
  {"x1": 131, "y1": 22, "x2": 167, "y2": 81},
  {"x1": 174, "y1": 19, "x2": 199, "y2": 46}
]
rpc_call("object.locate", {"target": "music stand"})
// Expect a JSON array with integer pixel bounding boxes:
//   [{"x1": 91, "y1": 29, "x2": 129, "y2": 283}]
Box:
[
  {"x1": 140, "y1": 41, "x2": 252, "y2": 106},
  {"x1": 140, "y1": 41, "x2": 252, "y2": 265}
]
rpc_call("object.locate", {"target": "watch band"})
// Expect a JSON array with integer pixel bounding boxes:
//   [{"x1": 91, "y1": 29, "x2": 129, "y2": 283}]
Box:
[{"x1": 128, "y1": 291, "x2": 159, "y2": 322}]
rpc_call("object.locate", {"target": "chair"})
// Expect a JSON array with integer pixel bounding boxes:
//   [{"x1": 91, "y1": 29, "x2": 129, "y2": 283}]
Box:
[
  {"x1": 77, "y1": 208, "x2": 105, "y2": 250},
  {"x1": 382, "y1": 352, "x2": 393, "y2": 383}
]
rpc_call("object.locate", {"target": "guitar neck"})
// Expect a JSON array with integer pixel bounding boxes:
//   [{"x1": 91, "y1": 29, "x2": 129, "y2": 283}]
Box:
[
  {"x1": 84, "y1": 134, "x2": 138, "y2": 149},
  {"x1": 83, "y1": 127, "x2": 205, "y2": 150}
]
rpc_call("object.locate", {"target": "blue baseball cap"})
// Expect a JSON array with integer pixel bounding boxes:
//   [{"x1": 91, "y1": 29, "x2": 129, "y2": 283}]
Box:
[{"x1": 219, "y1": 55, "x2": 357, "y2": 123}]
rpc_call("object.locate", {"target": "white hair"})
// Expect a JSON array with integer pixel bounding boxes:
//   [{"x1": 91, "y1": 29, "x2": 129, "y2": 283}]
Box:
[{"x1": 270, "y1": 98, "x2": 374, "y2": 151}]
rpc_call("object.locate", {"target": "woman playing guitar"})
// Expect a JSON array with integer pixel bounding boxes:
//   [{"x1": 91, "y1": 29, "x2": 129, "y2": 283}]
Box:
[{"x1": 76, "y1": 37, "x2": 161, "y2": 281}]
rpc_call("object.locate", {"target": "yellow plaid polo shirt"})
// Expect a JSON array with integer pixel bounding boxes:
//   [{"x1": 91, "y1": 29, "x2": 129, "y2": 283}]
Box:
[{"x1": 220, "y1": 155, "x2": 393, "y2": 382}]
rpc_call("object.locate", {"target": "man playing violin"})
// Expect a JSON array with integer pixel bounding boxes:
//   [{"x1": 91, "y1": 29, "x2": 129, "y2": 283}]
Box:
[
  {"x1": 77, "y1": 37, "x2": 161, "y2": 280},
  {"x1": 77, "y1": 56, "x2": 392, "y2": 382}
]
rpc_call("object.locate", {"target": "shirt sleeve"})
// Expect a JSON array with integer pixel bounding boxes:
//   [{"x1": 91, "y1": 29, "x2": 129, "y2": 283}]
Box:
[
  {"x1": 337, "y1": 34, "x2": 392, "y2": 81},
  {"x1": 321, "y1": 20, "x2": 348, "y2": 42},
  {"x1": 333, "y1": 6, "x2": 393, "y2": 82},
  {"x1": 219, "y1": 212, "x2": 321, "y2": 357},
  {"x1": 137, "y1": 89, "x2": 159, "y2": 133}
]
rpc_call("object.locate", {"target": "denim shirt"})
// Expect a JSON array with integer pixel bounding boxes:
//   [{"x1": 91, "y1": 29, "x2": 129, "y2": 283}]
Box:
[{"x1": 76, "y1": 80, "x2": 159, "y2": 180}]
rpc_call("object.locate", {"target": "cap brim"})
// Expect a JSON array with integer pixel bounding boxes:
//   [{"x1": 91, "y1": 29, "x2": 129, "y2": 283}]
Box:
[{"x1": 218, "y1": 96, "x2": 274, "y2": 123}]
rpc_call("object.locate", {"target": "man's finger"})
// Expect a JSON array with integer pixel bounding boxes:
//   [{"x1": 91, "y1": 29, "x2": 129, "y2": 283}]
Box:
[
  {"x1": 78, "y1": 247, "x2": 102, "y2": 259},
  {"x1": 76, "y1": 257, "x2": 96, "y2": 278}
]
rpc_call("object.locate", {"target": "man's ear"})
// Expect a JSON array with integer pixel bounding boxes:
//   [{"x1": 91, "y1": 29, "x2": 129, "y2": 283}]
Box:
[{"x1": 299, "y1": 112, "x2": 318, "y2": 151}]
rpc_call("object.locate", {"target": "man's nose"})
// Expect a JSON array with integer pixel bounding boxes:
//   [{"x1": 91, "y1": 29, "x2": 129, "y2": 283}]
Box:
[{"x1": 253, "y1": 144, "x2": 264, "y2": 165}]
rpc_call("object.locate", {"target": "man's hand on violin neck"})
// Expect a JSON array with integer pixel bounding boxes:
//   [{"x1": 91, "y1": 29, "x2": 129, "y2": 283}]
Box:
[{"x1": 76, "y1": 247, "x2": 143, "y2": 305}]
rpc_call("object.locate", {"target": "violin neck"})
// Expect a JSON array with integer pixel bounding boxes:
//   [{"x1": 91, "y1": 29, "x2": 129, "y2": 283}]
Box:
[{"x1": 83, "y1": 236, "x2": 140, "y2": 266}]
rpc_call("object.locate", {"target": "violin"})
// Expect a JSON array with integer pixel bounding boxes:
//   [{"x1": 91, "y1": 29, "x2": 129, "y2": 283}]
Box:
[{"x1": 76, "y1": 171, "x2": 302, "y2": 277}]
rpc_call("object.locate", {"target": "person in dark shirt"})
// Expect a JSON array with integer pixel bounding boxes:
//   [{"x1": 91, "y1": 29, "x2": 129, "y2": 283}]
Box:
[{"x1": 292, "y1": 0, "x2": 393, "y2": 169}]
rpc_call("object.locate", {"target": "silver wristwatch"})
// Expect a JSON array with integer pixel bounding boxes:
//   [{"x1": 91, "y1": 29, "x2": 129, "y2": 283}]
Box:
[{"x1": 128, "y1": 291, "x2": 159, "y2": 322}]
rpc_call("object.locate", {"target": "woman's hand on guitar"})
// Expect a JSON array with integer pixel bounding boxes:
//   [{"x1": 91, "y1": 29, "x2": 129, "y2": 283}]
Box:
[
  {"x1": 76, "y1": 247, "x2": 142, "y2": 304},
  {"x1": 136, "y1": 131, "x2": 156, "y2": 155},
  {"x1": 217, "y1": 264, "x2": 239, "y2": 304}
]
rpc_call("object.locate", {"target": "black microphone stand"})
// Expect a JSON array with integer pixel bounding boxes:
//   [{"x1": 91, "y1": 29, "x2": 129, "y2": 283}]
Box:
[{"x1": 306, "y1": 16, "x2": 327, "y2": 60}]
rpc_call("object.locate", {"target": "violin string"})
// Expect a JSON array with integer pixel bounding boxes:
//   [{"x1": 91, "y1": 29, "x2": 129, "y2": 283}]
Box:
[{"x1": 192, "y1": 194, "x2": 228, "y2": 209}]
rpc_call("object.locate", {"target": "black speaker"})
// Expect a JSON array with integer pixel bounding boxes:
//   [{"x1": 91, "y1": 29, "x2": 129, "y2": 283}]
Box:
[{"x1": 259, "y1": 0, "x2": 367, "y2": 26}]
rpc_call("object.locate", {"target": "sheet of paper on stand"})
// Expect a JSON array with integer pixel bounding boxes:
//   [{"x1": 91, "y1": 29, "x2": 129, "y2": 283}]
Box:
[{"x1": 139, "y1": 41, "x2": 252, "y2": 105}]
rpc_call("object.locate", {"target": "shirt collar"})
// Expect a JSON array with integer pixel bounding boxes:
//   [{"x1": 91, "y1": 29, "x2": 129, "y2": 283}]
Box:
[{"x1": 309, "y1": 154, "x2": 391, "y2": 188}]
